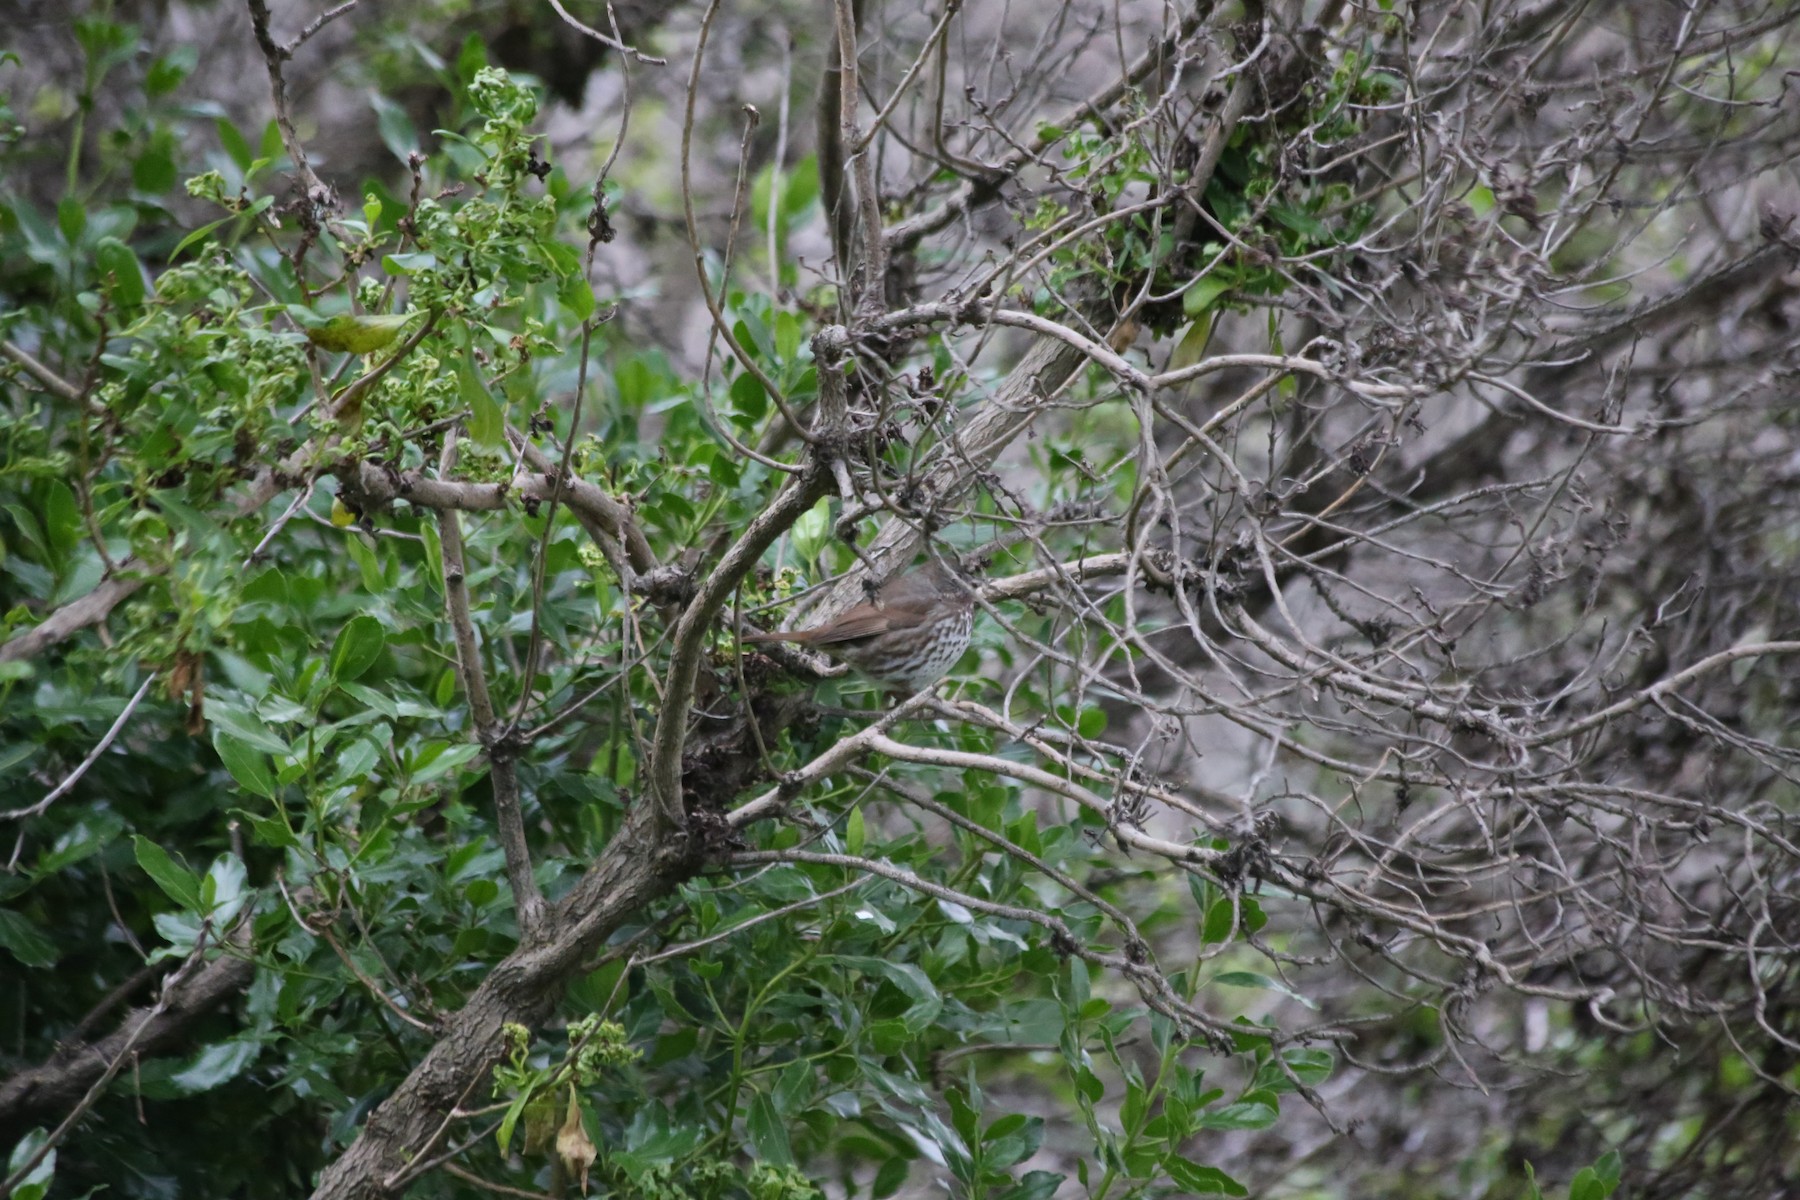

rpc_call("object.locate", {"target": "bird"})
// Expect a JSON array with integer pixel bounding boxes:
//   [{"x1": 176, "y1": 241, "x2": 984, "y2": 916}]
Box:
[{"x1": 742, "y1": 559, "x2": 974, "y2": 692}]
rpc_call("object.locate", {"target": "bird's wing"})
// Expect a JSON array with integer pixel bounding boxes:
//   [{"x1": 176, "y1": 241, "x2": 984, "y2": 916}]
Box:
[{"x1": 793, "y1": 605, "x2": 894, "y2": 644}]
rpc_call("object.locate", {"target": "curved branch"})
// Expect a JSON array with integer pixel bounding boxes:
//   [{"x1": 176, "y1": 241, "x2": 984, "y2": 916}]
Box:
[
  {"x1": 309, "y1": 802, "x2": 698, "y2": 1200},
  {"x1": 0, "y1": 572, "x2": 155, "y2": 666},
  {"x1": 0, "y1": 924, "x2": 252, "y2": 1144},
  {"x1": 433, "y1": 432, "x2": 547, "y2": 940},
  {"x1": 338, "y1": 458, "x2": 649, "y2": 573},
  {"x1": 645, "y1": 468, "x2": 833, "y2": 832}
]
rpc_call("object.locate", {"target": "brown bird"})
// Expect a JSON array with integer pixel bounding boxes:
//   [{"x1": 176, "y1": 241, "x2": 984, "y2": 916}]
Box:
[{"x1": 743, "y1": 559, "x2": 974, "y2": 692}]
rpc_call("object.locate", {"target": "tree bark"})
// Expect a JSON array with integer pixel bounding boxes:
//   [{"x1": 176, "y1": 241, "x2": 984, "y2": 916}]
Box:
[
  {"x1": 0, "y1": 950, "x2": 252, "y2": 1132},
  {"x1": 310, "y1": 804, "x2": 700, "y2": 1199}
]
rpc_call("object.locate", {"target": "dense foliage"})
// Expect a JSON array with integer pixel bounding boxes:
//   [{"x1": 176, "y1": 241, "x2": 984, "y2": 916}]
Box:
[{"x1": 3, "y1": 2, "x2": 1797, "y2": 1198}]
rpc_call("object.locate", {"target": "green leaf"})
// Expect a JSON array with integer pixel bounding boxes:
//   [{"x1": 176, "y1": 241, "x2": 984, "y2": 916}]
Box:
[
  {"x1": 0, "y1": 741, "x2": 35, "y2": 779},
  {"x1": 790, "y1": 497, "x2": 830, "y2": 566},
  {"x1": 839, "y1": 957, "x2": 941, "y2": 1013},
  {"x1": 459, "y1": 357, "x2": 505, "y2": 447},
  {"x1": 169, "y1": 215, "x2": 233, "y2": 262},
  {"x1": 209, "y1": 703, "x2": 290, "y2": 754},
  {"x1": 329, "y1": 615, "x2": 386, "y2": 682},
  {"x1": 982, "y1": 1114, "x2": 1043, "y2": 1169},
  {"x1": 337, "y1": 680, "x2": 399, "y2": 720},
  {"x1": 746, "y1": 1092, "x2": 793, "y2": 1164},
  {"x1": 1194, "y1": 1101, "x2": 1277, "y2": 1131},
  {"x1": 845, "y1": 807, "x2": 865, "y2": 856},
  {"x1": 1164, "y1": 1155, "x2": 1247, "y2": 1195},
  {"x1": 570, "y1": 958, "x2": 629, "y2": 1013},
  {"x1": 217, "y1": 118, "x2": 254, "y2": 171},
  {"x1": 1211, "y1": 969, "x2": 1316, "y2": 1008},
  {"x1": 729, "y1": 369, "x2": 768, "y2": 426},
  {"x1": 213, "y1": 731, "x2": 276, "y2": 799},
  {"x1": 1201, "y1": 898, "x2": 1237, "y2": 945},
  {"x1": 1183, "y1": 275, "x2": 1231, "y2": 317},
  {"x1": 998, "y1": 1172, "x2": 1065, "y2": 1200},
  {"x1": 145, "y1": 47, "x2": 196, "y2": 97},
  {"x1": 1569, "y1": 1152, "x2": 1621, "y2": 1200},
  {"x1": 168, "y1": 1039, "x2": 260, "y2": 1094},
  {"x1": 5, "y1": 1127, "x2": 55, "y2": 1200},
  {"x1": 773, "y1": 1060, "x2": 812, "y2": 1117},
  {"x1": 133, "y1": 128, "x2": 179, "y2": 194},
  {"x1": 57, "y1": 196, "x2": 85, "y2": 243},
  {"x1": 345, "y1": 531, "x2": 384, "y2": 593},
  {"x1": 34, "y1": 813, "x2": 124, "y2": 876},
  {"x1": 496, "y1": 1085, "x2": 535, "y2": 1156},
  {"x1": 381, "y1": 251, "x2": 438, "y2": 276},
  {"x1": 0, "y1": 910, "x2": 59, "y2": 968},
  {"x1": 201, "y1": 854, "x2": 248, "y2": 923},
  {"x1": 133, "y1": 836, "x2": 204, "y2": 912},
  {"x1": 234, "y1": 807, "x2": 298, "y2": 849},
  {"x1": 94, "y1": 237, "x2": 145, "y2": 309},
  {"x1": 872, "y1": 1156, "x2": 910, "y2": 1200},
  {"x1": 1269, "y1": 202, "x2": 1329, "y2": 241},
  {"x1": 778, "y1": 159, "x2": 820, "y2": 221},
  {"x1": 410, "y1": 742, "x2": 482, "y2": 784},
  {"x1": 369, "y1": 92, "x2": 419, "y2": 163},
  {"x1": 560, "y1": 272, "x2": 595, "y2": 321}
]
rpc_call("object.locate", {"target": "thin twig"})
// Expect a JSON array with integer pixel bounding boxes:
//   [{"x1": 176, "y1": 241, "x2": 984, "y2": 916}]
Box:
[
  {"x1": 633, "y1": 877, "x2": 871, "y2": 966},
  {"x1": 0, "y1": 923, "x2": 237, "y2": 1194},
  {"x1": 545, "y1": 0, "x2": 667, "y2": 64},
  {"x1": 435, "y1": 429, "x2": 548, "y2": 939},
  {"x1": 3, "y1": 673, "x2": 159, "y2": 822},
  {"x1": 288, "y1": 0, "x2": 362, "y2": 54}
]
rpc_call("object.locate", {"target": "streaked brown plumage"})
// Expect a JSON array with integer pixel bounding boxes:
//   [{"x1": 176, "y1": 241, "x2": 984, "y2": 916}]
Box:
[{"x1": 743, "y1": 560, "x2": 973, "y2": 691}]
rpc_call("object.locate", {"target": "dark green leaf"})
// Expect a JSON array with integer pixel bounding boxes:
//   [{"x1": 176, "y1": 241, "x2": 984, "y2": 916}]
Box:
[
  {"x1": 746, "y1": 1093, "x2": 793, "y2": 1164},
  {"x1": 169, "y1": 215, "x2": 232, "y2": 262},
  {"x1": 1212, "y1": 970, "x2": 1316, "y2": 1008},
  {"x1": 0, "y1": 910, "x2": 58, "y2": 968},
  {"x1": 57, "y1": 197, "x2": 85, "y2": 243},
  {"x1": 329, "y1": 615, "x2": 385, "y2": 682},
  {"x1": 5, "y1": 1127, "x2": 54, "y2": 1199},
  {"x1": 460, "y1": 358, "x2": 505, "y2": 447},
  {"x1": 382, "y1": 251, "x2": 437, "y2": 276},
  {"x1": 1194, "y1": 1102, "x2": 1277, "y2": 1131},
  {"x1": 145, "y1": 47, "x2": 195, "y2": 97},
  {"x1": 209, "y1": 703, "x2": 290, "y2": 754},
  {"x1": 998, "y1": 1171, "x2": 1066, "y2": 1200},
  {"x1": 213, "y1": 731, "x2": 275, "y2": 799},
  {"x1": 872, "y1": 1156, "x2": 910, "y2": 1200},
  {"x1": 234, "y1": 808, "x2": 298, "y2": 849},
  {"x1": 133, "y1": 836, "x2": 203, "y2": 912},
  {"x1": 168, "y1": 1040, "x2": 260, "y2": 1095},
  {"x1": 217, "y1": 119, "x2": 254, "y2": 171},
  {"x1": 133, "y1": 129, "x2": 179, "y2": 194},
  {"x1": 1164, "y1": 1155, "x2": 1247, "y2": 1196},
  {"x1": 369, "y1": 92, "x2": 419, "y2": 162},
  {"x1": 94, "y1": 237, "x2": 145, "y2": 308}
]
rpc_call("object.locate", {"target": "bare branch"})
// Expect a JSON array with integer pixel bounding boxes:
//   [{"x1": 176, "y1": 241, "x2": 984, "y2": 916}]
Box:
[
  {"x1": 434, "y1": 431, "x2": 547, "y2": 940},
  {"x1": 2, "y1": 672, "x2": 158, "y2": 821}
]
